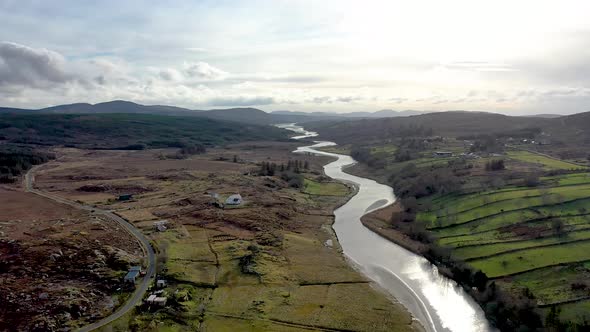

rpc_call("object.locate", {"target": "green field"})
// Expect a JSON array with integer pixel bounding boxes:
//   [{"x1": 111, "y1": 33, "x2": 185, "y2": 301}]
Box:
[
  {"x1": 303, "y1": 178, "x2": 349, "y2": 196},
  {"x1": 496, "y1": 264, "x2": 590, "y2": 305},
  {"x1": 317, "y1": 145, "x2": 352, "y2": 155},
  {"x1": 419, "y1": 170, "x2": 590, "y2": 320},
  {"x1": 507, "y1": 150, "x2": 585, "y2": 170},
  {"x1": 469, "y1": 240, "x2": 590, "y2": 277}
]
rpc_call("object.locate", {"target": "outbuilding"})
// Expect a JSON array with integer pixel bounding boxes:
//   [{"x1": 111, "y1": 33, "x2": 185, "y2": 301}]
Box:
[
  {"x1": 124, "y1": 270, "x2": 139, "y2": 283},
  {"x1": 225, "y1": 194, "x2": 242, "y2": 205},
  {"x1": 433, "y1": 151, "x2": 453, "y2": 157},
  {"x1": 153, "y1": 220, "x2": 168, "y2": 232},
  {"x1": 118, "y1": 194, "x2": 133, "y2": 201}
]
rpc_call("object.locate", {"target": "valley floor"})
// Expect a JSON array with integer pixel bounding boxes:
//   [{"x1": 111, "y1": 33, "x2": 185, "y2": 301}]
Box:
[{"x1": 12, "y1": 141, "x2": 421, "y2": 331}]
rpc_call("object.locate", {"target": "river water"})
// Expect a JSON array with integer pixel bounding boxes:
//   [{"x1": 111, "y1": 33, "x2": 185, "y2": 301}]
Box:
[{"x1": 278, "y1": 123, "x2": 492, "y2": 332}]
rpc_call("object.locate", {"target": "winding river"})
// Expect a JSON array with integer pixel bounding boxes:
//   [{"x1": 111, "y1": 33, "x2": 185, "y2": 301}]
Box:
[{"x1": 279, "y1": 123, "x2": 492, "y2": 332}]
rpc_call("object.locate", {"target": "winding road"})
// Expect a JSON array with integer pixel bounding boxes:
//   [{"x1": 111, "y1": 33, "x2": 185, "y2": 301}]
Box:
[{"x1": 24, "y1": 165, "x2": 156, "y2": 332}]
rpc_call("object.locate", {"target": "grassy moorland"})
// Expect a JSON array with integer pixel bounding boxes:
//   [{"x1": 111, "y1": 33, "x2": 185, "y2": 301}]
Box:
[
  {"x1": 31, "y1": 143, "x2": 418, "y2": 332},
  {"x1": 310, "y1": 111, "x2": 590, "y2": 331}
]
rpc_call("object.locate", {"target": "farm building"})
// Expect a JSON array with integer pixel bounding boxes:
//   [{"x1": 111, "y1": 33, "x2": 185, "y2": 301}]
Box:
[
  {"x1": 225, "y1": 194, "x2": 242, "y2": 205},
  {"x1": 117, "y1": 194, "x2": 133, "y2": 201},
  {"x1": 124, "y1": 270, "x2": 139, "y2": 283},
  {"x1": 153, "y1": 220, "x2": 168, "y2": 232},
  {"x1": 433, "y1": 151, "x2": 453, "y2": 157},
  {"x1": 146, "y1": 294, "x2": 167, "y2": 306}
]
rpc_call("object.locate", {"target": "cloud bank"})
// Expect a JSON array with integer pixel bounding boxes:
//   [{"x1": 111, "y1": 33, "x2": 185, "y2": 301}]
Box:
[{"x1": 1, "y1": 1, "x2": 590, "y2": 114}]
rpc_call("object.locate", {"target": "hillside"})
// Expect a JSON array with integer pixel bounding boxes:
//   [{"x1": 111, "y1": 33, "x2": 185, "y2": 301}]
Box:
[
  {"x1": 0, "y1": 113, "x2": 288, "y2": 149},
  {"x1": 0, "y1": 101, "x2": 320, "y2": 124},
  {"x1": 307, "y1": 111, "x2": 554, "y2": 144},
  {"x1": 0, "y1": 107, "x2": 35, "y2": 113},
  {"x1": 196, "y1": 107, "x2": 275, "y2": 125},
  {"x1": 271, "y1": 109, "x2": 426, "y2": 118},
  {"x1": 0, "y1": 101, "x2": 433, "y2": 125}
]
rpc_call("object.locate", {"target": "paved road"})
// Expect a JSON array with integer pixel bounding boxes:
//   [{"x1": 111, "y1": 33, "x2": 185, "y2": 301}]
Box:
[{"x1": 24, "y1": 165, "x2": 156, "y2": 332}]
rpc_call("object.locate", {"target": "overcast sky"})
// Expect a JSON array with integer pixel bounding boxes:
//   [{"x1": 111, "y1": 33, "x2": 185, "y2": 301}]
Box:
[{"x1": 1, "y1": 0, "x2": 589, "y2": 114}]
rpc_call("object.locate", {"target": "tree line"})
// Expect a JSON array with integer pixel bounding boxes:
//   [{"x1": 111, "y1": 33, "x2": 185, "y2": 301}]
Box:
[
  {"x1": 0, "y1": 145, "x2": 55, "y2": 183},
  {"x1": 257, "y1": 159, "x2": 309, "y2": 188}
]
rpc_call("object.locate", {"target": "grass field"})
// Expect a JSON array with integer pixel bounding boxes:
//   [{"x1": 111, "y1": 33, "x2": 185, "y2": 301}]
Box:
[
  {"x1": 303, "y1": 178, "x2": 349, "y2": 196},
  {"x1": 317, "y1": 145, "x2": 352, "y2": 155},
  {"x1": 507, "y1": 150, "x2": 585, "y2": 170},
  {"x1": 417, "y1": 170, "x2": 590, "y2": 320},
  {"x1": 496, "y1": 264, "x2": 590, "y2": 305}
]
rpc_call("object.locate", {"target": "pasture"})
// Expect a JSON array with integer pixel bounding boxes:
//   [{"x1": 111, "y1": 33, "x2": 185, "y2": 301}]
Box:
[
  {"x1": 419, "y1": 170, "x2": 590, "y2": 318},
  {"x1": 507, "y1": 150, "x2": 585, "y2": 170}
]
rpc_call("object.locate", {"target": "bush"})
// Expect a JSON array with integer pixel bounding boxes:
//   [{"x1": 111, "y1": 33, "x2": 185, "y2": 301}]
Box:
[
  {"x1": 179, "y1": 144, "x2": 206, "y2": 155},
  {"x1": 485, "y1": 159, "x2": 505, "y2": 171},
  {"x1": 523, "y1": 174, "x2": 540, "y2": 187}
]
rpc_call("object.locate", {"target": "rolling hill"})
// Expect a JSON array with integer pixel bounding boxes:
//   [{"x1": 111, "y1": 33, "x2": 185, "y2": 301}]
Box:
[
  {"x1": 0, "y1": 101, "x2": 432, "y2": 125},
  {"x1": 0, "y1": 113, "x2": 288, "y2": 149},
  {"x1": 306, "y1": 111, "x2": 556, "y2": 143}
]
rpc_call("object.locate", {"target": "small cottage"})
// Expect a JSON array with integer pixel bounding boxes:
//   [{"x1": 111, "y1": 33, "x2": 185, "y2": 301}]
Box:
[
  {"x1": 154, "y1": 297, "x2": 167, "y2": 306},
  {"x1": 146, "y1": 294, "x2": 167, "y2": 306},
  {"x1": 156, "y1": 279, "x2": 167, "y2": 288},
  {"x1": 153, "y1": 220, "x2": 168, "y2": 232},
  {"x1": 225, "y1": 194, "x2": 242, "y2": 205}
]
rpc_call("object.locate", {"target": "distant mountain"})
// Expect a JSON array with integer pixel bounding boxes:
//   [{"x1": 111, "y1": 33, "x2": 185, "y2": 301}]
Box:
[
  {"x1": 0, "y1": 107, "x2": 35, "y2": 113},
  {"x1": 0, "y1": 101, "x2": 333, "y2": 125},
  {"x1": 522, "y1": 114, "x2": 563, "y2": 118},
  {"x1": 271, "y1": 109, "x2": 428, "y2": 119},
  {"x1": 196, "y1": 107, "x2": 275, "y2": 125},
  {"x1": 39, "y1": 100, "x2": 203, "y2": 117}
]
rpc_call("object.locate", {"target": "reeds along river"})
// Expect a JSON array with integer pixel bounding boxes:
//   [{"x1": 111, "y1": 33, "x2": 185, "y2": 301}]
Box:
[{"x1": 277, "y1": 123, "x2": 493, "y2": 332}]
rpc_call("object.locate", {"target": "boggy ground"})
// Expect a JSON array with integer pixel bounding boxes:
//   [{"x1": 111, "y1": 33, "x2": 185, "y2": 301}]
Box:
[
  {"x1": 0, "y1": 187, "x2": 143, "y2": 331},
  {"x1": 31, "y1": 141, "x2": 421, "y2": 332}
]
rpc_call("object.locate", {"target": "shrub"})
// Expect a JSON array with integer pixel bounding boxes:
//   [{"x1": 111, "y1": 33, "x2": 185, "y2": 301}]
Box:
[{"x1": 485, "y1": 159, "x2": 505, "y2": 171}]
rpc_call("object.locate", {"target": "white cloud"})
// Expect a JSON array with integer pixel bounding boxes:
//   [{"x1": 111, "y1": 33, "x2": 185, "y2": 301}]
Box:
[
  {"x1": 0, "y1": 41, "x2": 77, "y2": 88},
  {"x1": 184, "y1": 61, "x2": 227, "y2": 80},
  {"x1": 2, "y1": 1, "x2": 590, "y2": 114},
  {"x1": 207, "y1": 95, "x2": 276, "y2": 107},
  {"x1": 158, "y1": 68, "x2": 182, "y2": 81}
]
